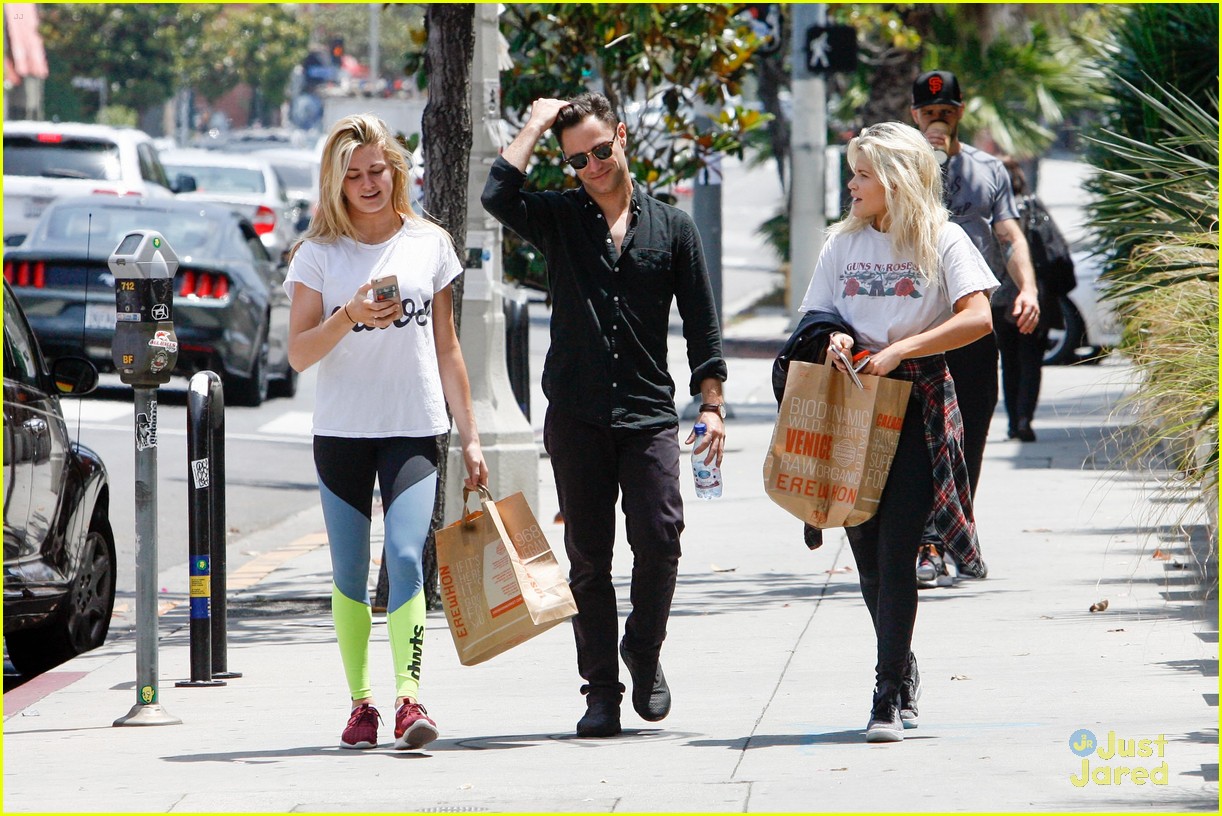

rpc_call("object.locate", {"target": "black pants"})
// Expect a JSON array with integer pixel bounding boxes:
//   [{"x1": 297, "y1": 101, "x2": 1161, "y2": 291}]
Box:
[
  {"x1": 543, "y1": 406, "x2": 684, "y2": 699},
  {"x1": 994, "y1": 308, "x2": 1048, "y2": 434},
  {"x1": 943, "y1": 333, "x2": 998, "y2": 499},
  {"x1": 846, "y1": 394, "x2": 933, "y2": 688}
]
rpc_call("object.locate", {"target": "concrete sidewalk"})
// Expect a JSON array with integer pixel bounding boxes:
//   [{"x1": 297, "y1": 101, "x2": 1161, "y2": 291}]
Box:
[{"x1": 3, "y1": 338, "x2": 1217, "y2": 812}]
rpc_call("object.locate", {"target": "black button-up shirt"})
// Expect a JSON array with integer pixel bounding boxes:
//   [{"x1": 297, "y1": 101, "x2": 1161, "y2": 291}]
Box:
[{"x1": 482, "y1": 156, "x2": 726, "y2": 430}]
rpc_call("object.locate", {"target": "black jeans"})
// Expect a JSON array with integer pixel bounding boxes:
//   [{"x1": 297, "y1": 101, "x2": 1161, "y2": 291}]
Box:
[
  {"x1": 943, "y1": 332, "x2": 998, "y2": 499},
  {"x1": 543, "y1": 406, "x2": 684, "y2": 699},
  {"x1": 994, "y1": 308, "x2": 1048, "y2": 433},
  {"x1": 846, "y1": 395, "x2": 933, "y2": 689}
]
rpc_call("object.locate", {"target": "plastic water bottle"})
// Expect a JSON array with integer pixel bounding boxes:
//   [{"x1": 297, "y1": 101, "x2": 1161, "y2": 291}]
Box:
[{"x1": 691, "y1": 423, "x2": 722, "y2": 500}]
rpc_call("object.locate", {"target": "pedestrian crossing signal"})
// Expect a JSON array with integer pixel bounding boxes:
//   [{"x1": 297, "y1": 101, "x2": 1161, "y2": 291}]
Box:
[{"x1": 804, "y1": 24, "x2": 857, "y2": 75}]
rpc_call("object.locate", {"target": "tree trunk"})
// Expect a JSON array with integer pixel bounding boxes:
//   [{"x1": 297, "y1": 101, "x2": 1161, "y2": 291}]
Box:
[
  {"x1": 375, "y1": 4, "x2": 474, "y2": 612},
  {"x1": 858, "y1": 4, "x2": 934, "y2": 127}
]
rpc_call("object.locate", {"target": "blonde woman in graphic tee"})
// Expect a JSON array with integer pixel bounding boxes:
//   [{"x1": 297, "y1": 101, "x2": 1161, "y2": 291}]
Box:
[
  {"x1": 797, "y1": 122, "x2": 995, "y2": 743},
  {"x1": 284, "y1": 114, "x2": 487, "y2": 752}
]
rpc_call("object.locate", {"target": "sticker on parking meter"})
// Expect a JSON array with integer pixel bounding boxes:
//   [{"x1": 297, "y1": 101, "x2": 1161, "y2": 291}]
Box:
[
  {"x1": 136, "y1": 408, "x2": 157, "y2": 451},
  {"x1": 151, "y1": 303, "x2": 170, "y2": 321},
  {"x1": 140, "y1": 685, "x2": 155, "y2": 704},
  {"x1": 148, "y1": 330, "x2": 178, "y2": 352},
  {"x1": 150, "y1": 350, "x2": 170, "y2": 373}
]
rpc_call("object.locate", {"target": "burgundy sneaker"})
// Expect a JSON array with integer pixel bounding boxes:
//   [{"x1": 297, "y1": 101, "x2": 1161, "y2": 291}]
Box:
[
  {"x1": 340, "y1": 703, "x2": 381, "y2": 749},
  {"x1": 394, "y1": 700, "x2": 439, "y2": 750}
]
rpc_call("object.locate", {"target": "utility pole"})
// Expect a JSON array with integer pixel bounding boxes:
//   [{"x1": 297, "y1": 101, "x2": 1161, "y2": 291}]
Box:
[
  {"x1": 368, "y1": 4, "x2": 380, "y2": 88},
  {"x1": 787, "y1": 3, "x2": 828, "y2": 329},
  {"x1": 445, "y1": 3, "x2": 538, "y2": 522}
]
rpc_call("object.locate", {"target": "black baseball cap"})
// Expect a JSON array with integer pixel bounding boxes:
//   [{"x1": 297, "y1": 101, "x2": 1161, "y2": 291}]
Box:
[{"x1": 912, "y1": 70, "x2": 963, "y2": 108}]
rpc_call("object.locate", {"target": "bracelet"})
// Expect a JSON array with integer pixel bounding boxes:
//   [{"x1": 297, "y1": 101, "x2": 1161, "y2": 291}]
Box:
[{"x1": 342, "y1": 304, "x2": 356, "y2": 324}]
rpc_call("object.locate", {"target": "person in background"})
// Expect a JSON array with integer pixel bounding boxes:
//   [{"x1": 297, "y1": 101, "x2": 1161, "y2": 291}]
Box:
[
  {"x1": 285, "y1": 113, "x2": 488, "y2": 752},
  {"x1": 798, "y1": 122, "x2": 995, "y2": 741},
  {"x1": 996, "y1": 156, "x2": 1067, "y2": 442},
  {"x1": 909, "y1": 69, "x2": 1040, "y2": 585},
  {"x1": 482, "y1": 92, "x2": 727, "y2": 738}
]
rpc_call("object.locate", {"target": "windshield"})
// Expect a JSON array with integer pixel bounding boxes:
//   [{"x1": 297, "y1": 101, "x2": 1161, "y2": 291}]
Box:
[
  {"x1": 162, "y1": 163, "x2": 267, "y2": 194},
  {"x1": 34, "y1": 203, "x2": 231, "y2": 261},
  {"x1": 3, "y1": 136, "x2": 122, "y2": 181}
]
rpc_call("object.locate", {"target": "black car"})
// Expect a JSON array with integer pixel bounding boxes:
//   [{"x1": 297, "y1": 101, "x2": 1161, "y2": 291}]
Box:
[
  {"x1": 3, "y1": 280, "x2": 116, "y2": 676},
  {"x1": 4, "y1": 195, "x2": 295, "y2": 406}
]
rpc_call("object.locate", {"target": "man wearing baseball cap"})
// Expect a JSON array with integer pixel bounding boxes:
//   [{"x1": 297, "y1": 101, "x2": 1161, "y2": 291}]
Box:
[{"x1": 909, "y1": 69, "x2": 1041, "y2": 587}]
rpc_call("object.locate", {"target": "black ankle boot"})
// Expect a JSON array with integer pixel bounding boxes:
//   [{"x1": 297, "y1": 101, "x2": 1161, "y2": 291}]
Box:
[{"x1": 576, "y1": 689, "x2": 622, "y2": 737}]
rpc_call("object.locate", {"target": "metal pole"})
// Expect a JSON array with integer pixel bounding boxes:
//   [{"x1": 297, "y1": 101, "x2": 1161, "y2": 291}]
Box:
[
  {"x1": 208, "y1": 373, "x2": 240, "y2": 679},
  {"x1": 787, "y1": 3, "x2": 828, "y2": 330},
  {"x1": 368, "y1": 4, "x2": 381, "y2": 88},
  {"x1": 692, "y1": 116, "x2": 724, "y2": 326},
  {"x1": 114, "y1": 388, "x2": 181, "y2": 725},
  {"x1": 178, "y1": 374, "x2": 224, "y2": 687}
]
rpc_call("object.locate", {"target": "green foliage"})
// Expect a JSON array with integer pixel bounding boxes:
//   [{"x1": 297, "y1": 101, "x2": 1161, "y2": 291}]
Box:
[
  {"x1": 1081, "y1": 4, "x2": 1219, "y2": 515},
  {"x1": 182, "y1": 5, "x2": 311, "y2": 121},
  {"x1": 40, "y1": 4, "x2": 206, "y2": 117},
  {"x1": 96, "y1": 106, "x2": 138, "y2": 128},
  {"x1": 921, "y1": 7, "x2": 1107, "y2": 158},
  {"x1": 474, "y1": 3, "x2": 770, "y2": 290},
  {"x1": 495, "y1": 3, "x2": 770, "y2": 196},
  {"x1": 39, "y1": 4, "x2": 310, "y2": 125}
]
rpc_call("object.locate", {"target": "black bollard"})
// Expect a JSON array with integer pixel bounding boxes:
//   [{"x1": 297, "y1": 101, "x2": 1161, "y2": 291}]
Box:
[
  {"x1": 204, "y1": 372, "x2": 241, "y2": 680},
  {"x1": 177, "y1": 373, "x2": 225, "y2": 687}
]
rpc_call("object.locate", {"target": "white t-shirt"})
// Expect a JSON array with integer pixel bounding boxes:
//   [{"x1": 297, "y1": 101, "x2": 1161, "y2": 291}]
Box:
[
  {"x1": 799, "y1": 222, "x2": 997, "y2": 352},
  {"x1": 284, "y1": 218, "x2": 463, "y2": 437}
]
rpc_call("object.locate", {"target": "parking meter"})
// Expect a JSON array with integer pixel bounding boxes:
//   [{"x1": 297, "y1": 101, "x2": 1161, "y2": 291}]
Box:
[
  {"x1": 109, "y1": 230, "x2": 178, "y2": 386},
  {"x1": 109, "y1": 229, "x2": 182, "y2": 727}
]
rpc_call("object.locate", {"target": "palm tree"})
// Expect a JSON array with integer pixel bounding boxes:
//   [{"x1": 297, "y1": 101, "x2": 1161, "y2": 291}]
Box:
[{"x1": 1081, "y1": 4, "x2": 1219, "y2": 534}]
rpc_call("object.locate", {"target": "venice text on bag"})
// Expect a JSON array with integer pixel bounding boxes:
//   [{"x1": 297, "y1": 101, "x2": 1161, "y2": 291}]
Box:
[
  {"x1": 435, "y1": 487, "x2": 577, "y2": 666},
  {"x1": 762, "y1": 359, "x2": 912, "y2": 529}
]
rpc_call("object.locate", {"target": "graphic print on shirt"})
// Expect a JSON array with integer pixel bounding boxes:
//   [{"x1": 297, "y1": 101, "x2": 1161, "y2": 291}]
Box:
[
  {"x1": 840, "y1": 259, "x2": 923, "y2": 299},
  {"x1": 330, "y1": 297, "x2": 433, "y2": 332}
]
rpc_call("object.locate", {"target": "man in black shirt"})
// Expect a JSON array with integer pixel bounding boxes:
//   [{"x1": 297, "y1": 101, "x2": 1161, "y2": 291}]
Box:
[{"x1": 482, "y1": 93, "x2": 727, "y2": 738}]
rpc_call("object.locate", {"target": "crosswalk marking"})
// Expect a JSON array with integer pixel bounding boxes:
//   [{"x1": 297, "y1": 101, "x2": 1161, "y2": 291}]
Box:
[{"x1": 256, "y1": 411, "x2": 314, "y2": 437}]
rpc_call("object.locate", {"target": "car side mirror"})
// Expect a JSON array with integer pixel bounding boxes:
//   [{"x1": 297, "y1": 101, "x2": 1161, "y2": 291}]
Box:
[
  {"x1": 5, "y1": 233, "x2": 27, "y2": 247},
  {"x1": 51, "y1": 356, "x2": 100, "y2": 397},
  {"x1": 172, "y1": 173, "x2": 197, "y2": 194}
]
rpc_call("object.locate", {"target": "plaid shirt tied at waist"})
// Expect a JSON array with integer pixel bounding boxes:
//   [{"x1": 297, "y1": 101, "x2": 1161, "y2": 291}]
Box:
[{"x1": 890, "y1": 355, "x2": 985, "y2": 577}]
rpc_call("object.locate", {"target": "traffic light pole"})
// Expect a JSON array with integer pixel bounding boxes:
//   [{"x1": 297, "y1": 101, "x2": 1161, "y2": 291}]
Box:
[{"x1": 787, "y1": 3, "x2": 828, "y2": 329}]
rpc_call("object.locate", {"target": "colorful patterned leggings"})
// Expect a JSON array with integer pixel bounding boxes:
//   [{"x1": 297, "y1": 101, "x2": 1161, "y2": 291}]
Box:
[{"x1": 313, "y1": 435, "x2": 437, "y2": 702}]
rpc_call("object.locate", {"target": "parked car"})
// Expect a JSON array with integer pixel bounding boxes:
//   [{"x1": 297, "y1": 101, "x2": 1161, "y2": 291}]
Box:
[
  {"x1": 1043, "y1": 247, "x2": 1122, "y2": 365},
  {"x1": 2, "y1": 121, "x2": 190, "y2": 244},
  {"x1": 3, "y1": 280, "x2": 115, "y2": 676},
  {"x1": 245, "y1": 146, "x2": 320, "y2": 229},
  {"x1": 157, "y1": 148, "x2": 302, "y2": 261},
  {"x1": 3, "y1": 195, "x2": 295, "y2": 406}
]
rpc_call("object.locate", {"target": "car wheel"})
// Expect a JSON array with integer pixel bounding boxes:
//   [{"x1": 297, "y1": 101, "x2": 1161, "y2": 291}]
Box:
[
  {"x1": 226, "y1": 332, "x2": 270, "y2": 407},
  {"x1": 1043, "y1": 296, "x2": 1087, "y2": 366},
  {"x1": 269, "y1": 365, "x2": 298, "y2": 399},
  {"x1": 5, "y1": 517, "x2": 116, "y2": 676}
]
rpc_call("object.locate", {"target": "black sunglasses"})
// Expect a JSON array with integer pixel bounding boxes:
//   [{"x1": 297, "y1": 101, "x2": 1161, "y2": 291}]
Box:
[{"x1": 564, "y1": 139, "x2": 615, "y2": 170}]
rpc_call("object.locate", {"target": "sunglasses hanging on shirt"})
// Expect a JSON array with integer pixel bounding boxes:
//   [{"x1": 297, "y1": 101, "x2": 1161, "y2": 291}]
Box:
[{"x1": 564, "y1": 139, "x2": 615, "y2": 170}]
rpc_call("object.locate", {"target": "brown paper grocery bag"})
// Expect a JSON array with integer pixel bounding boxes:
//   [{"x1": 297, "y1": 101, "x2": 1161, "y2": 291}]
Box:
[
  {"x1": 435, "y1": 487, "x2": 576, "y2": 666},
  {"x1": 762, "y1": 359, "x2": 912, "y2": 528}
]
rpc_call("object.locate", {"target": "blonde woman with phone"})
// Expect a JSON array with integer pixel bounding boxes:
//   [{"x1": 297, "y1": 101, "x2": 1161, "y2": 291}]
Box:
[{"x1": 284, "y1": 113, "x2": 487, "y2": 752}]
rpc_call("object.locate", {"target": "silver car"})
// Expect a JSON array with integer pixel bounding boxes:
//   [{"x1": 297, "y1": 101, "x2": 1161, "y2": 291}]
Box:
[{"x1": 158, "y1": 148, "x2": 302, "y2": 262}]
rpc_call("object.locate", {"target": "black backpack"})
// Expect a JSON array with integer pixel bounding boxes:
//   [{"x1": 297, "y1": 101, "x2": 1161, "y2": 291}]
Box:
[{"x1": 1021, "y1": 195, "x2": 1076, "y2": 296}]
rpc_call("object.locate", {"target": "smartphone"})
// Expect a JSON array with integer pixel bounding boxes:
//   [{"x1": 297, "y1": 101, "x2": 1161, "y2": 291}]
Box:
[
  {"x1": 371, "y1": 275, "x2": 400, "y2": 304},
  {"x1": 831, "y1": 346, "x2": 864, "y2": 389}
]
